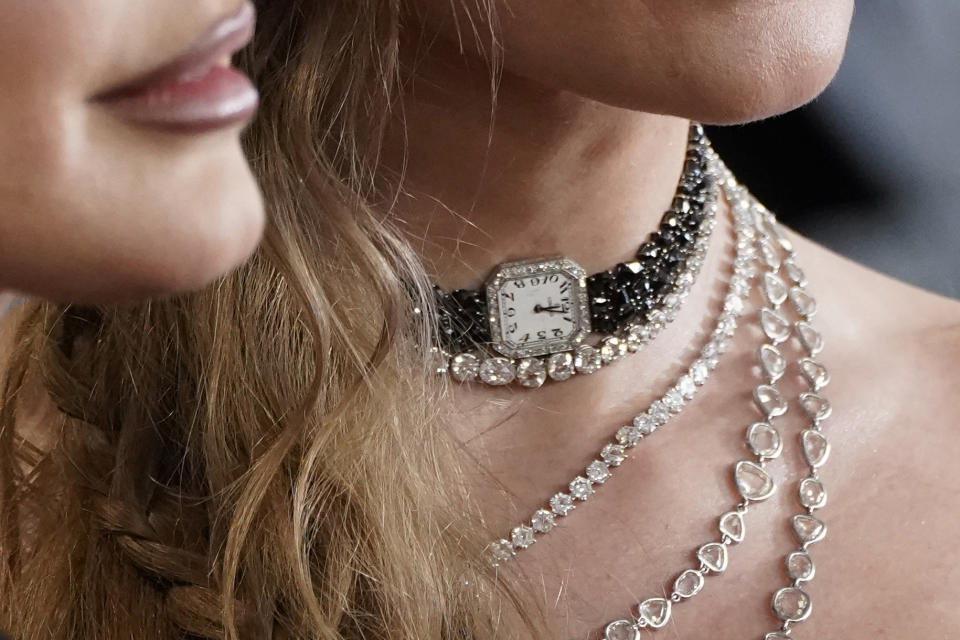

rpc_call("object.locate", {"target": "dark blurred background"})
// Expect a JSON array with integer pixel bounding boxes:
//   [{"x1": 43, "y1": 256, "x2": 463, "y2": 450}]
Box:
[{"x1": 707, "y1": 0, "x2": 960, "y2": 300}]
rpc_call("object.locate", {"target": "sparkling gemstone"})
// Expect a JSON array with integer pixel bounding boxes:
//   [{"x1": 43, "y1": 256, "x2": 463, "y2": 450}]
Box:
[
  {"x1": 784, "y1": 259, "x2": 807, "y2": 286},
  {"x1": 511, "y1": 525, "x2": 536, "y2": 549},
  {"x1": 600, "y1": 337, "x2": 628, "y2": 363},
  {"x1": 673, "y1": 569, "x2": 704, "y2": 598},
  {"x1": 760, "y1": 308, "x2": 791, "y2": 344},
  {"x1": 799, "y1": 358, "x2": 830, "y2": 390},
  {"x1": 649, "y1": 401, "x2": 670, "y2": 426},
  {"x1": 792, "y1": 514, "x2": 826, "y2": 544},
  {"x1": 789, "y1": 287, "x2": 818, "y2": 318},
  {"x1": 603, "y1": 620, "x2": 638, "y2": 640},
  {"x1": 691, "y1": 361, "x2": 709, "y2": 386},
  {"x1": 479, "y1": 357, "x2": 515, "y2": 385},
  {"x1": 574, "y1": 345, "x2": 603, "y2": 374},
  {"x1": 719, "y1": 511, "x2": 745, "y2": 543},
  {"x1": 449, "y1": 353, "x2": 480, "y2": 382},
  {"x1": 799, "y1": 477, "x2": 827, "y2": 509},
  {"x1": 758, "y1": 344, "x2": 787, "y2": 382},
  {"x1": 800, "y1": 392, "x2": 832, "y2": 421},
  {"x1": 678, "y1": 375, "x2": 696, "y2": 400},
  {"x1": 754, "y1": 384, "x2": 788, "y2": 418},
  {"x1": 649, "y1": 310, "x2": 668, "y2": 327},
  {"x1": 725, "y1": 294, "x2": 745, "y2": 316},
  {"x1": 772, "y1": 586, "x2": 812, "y2": 622},
  {"x1": 633, "y1": 414, "x2": 655, "y2": 435},
  {"x1": 625, "y1": 324, "x2": 652, "y2": 352},
  {"x1": 796, "y1": 321, "x2": 824, "y2": 355},
  {"x1": 664, "y1": 389, "x2": 685, "y2": 413},
  {"x1": 801, "y1": 429, "x2": 831, "y2": 467},
  {"x1": 569, "y1": 476, "x2": 594, "y2": 500},
  {"x1": 601, "y1": 443, "x2": 627, "y2": 466},
  {"x1": 549, "y1": 492, "x2": 575, "y2": 516},
  {"x1": 531, "y1": 509, "x2": 556, "y2": 533},
  {"x1": 746, "y1": 422, "x2": 783, "y2": 459},
  {"x1": 787, "y1": 551, "x2": 815, "y2": 581},
  {"x1": 586, "y1": 460, "x2": 612, "y2": 483},
  {"x1": 515, "y1": 358, "x2": 547, "y2": 388},
  {"x1": 486, "y1": 539, "x2": 513, "y2": 566},
  {"x1": 697, "y1": 542, "x2": 728, "y2": 573},
  {"x1": 763, "y1": 272, "x2": 788, "y2": 305},
  {"x1": 616, "y1": 425, "x2": 643, "y2": 447},
  {"x1": 758, "y1": 237, "x2": 781, "y2": 270},
  {"x1": 638, "y1": 597, "x2": 672, "y2": 628},
  {"x1": 734, "y1": 460, "x2": 776, "y2": 501},
  {"x1": 547, "y1": 352, "x2": 575, "y2": 381}
]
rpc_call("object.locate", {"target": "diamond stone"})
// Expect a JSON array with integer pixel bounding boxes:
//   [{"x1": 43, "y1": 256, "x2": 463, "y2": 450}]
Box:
[
  {"x1": 664, "y1": 389, "x2": 685, "y2": 413},
  {"x1": 649, "y1": 401, "x2": 670, "y2": 426},
  {"x1": 486, "y1": 539, "x2": 514, "y2": 566},
  {"x1": 633, "y1": 413, "x2": 655, "y2": 435},
  {"x1": 549, "y1": 493, "x2": 575, "y2": 516},
  {"x1": 734, "y1": 460, "x2": 776, "y2": 501},
  {"x1": 789, "y1": 287, "x2": 818, "y2": 318},
  {"x1": 638, "y1": 598, "x2": 671, "y2": 628},
  {"x1": 725, "y1": 293, "x2": 745, "y2": 316},
  {"x1": 678, "y1": 375, "x2": 696, "y2": 400},
  {"x1": 673, "y1": 569, "x2": 704, "y2": 598},
  {"x1": 784, "y1": 259, "x2": 807, "y2": 286},
  {"x1": 546, "y1": 352, "x2": 575, "y2": 381},
  {"x1": 801, "y1": 429, "x2": 831, "y2": 467},
  {"x1": 719, "y1": 511, "x2": 745, "y2": 543},
  {"x1": 763, "y1": 272, "x2": 788, "y2": 305},
  {"x1": 510, "y1": 525, "x2": 536, "y2": 549},
  {"x1": 746, "y1": 422, "x2": 783, "y2": 459},
  {"x1": 787, "y1": 551, "x2": 815, "y2": 581},
  {"x1": 600, "y1": 337, "x2": 628, "y2": 363},
  {"x1": 515, "y1": 357, "x2": 547, "y2": 388},
  {"x1": 800, "y1": 392, "x2": 832, "y2": 421},
  {"x1": 799, "y1": 358, "x2": 830, "y2": 389},
  {"x1": 616, "y1": 425, "x2": 643, "y2": 447},
  {"x1": 531, "y1": 509, "x2": 556, "y2": 533},
  {"x1": 754, "y1": 384, "x2": 788, "y2": 418},
  {"x1": 603, "y1": 620, "x2": 638, "y2": 640},
  {"x1": 691, "y1": 361, "x2": 709, "y2": 385},
  {"x1": 479, "y1": 357, "x2": 515, "y2": 385},
  {"x1": 569, "y1": 476, "x2": 594, "y2": 500},
  {"x1": 758, "y1": 344, "x2": 787, "y2": 382},
  {"x1": 625, "y1": 324, "x2": 652, "y2": 352},
  {"x1": 772, "y1": 587, "x2": 812, "y2": 622},
  {"x1": 796, "y1": 321, "x2": 824, "y2": 355},
  {"x1": 586, "y1": 460, "x2": 612, "y2": 483},
  {"x1": 601, "y1": 444, "x2": 627, "y2": 466},
  {"x1": 697, "y1": 542, "x2": 728, "y2": 573},
  {"x1": 760, "y1": 308, "x2": 791, "y2": 343},
  {"x1": 792, "y1": 514, "x2": 826, "y2": 544},
  {"x1": 574, "y1": 345, "x2": 603, "y2": 374},
  {"x1": 799, "y1": 477, "x2": 827, "y2": 509},
  {"x1": 449, "y1": 353, "x2": 480, "y2": 382},
  {"x1": 758, "y1": 237, "x2": 781, "y2": 269}
]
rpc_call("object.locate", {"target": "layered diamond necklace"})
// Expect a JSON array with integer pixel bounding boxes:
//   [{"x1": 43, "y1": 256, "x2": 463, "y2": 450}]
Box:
[{"x1": 480, "y1": 150, "x2": 834, "y2": 640}]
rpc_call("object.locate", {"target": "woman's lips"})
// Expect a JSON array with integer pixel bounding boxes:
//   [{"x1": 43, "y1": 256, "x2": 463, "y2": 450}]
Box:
[{"x1": 90, "y1": 2, "x2": 259, "y2": 134}]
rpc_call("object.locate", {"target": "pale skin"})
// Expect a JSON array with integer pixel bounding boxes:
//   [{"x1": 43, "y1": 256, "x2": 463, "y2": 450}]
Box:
[{"x1": 387, "y1": 1, "x2": 960, "y2": 637}]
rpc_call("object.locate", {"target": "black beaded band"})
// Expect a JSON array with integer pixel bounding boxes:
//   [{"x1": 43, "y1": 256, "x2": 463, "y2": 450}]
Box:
[{"x1": 434, "y1": 123, "x2": 714, "y2": 354}]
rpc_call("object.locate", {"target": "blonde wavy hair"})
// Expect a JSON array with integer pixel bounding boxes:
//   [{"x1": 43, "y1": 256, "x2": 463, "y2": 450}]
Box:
[{"x1": 0, "y1": 1, "x2": 530, "y2": 638}]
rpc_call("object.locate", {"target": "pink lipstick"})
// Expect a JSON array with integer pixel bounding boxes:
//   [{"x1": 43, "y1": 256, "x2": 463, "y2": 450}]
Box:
[{"x1": 91, "y1": 2, "x2": 259, "y2": 134}]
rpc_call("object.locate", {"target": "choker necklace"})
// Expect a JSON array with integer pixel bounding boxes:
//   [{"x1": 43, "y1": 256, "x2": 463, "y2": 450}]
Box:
[
  {"x1": 484, "y1": 154, "x2": 835, "y2": 640},
  {"x1": 433, "y1": 123, "x2": 718, "y2": 388}
]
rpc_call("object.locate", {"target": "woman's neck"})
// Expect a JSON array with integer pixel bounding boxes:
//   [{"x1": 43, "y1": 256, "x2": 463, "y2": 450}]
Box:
[{"x1": 381, "y1": 38, "x2": 691, "y2": 289}]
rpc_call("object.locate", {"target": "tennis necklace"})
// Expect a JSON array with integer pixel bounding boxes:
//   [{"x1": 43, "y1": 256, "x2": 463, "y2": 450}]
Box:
[{"x1": 485, "y1": 153, "x2": 834, "y2": 640}]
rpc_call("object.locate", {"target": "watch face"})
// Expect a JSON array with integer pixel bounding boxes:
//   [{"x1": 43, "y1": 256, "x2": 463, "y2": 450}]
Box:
[{"x1": 486, "y1": 257, "x2": 591, "y2": 358}]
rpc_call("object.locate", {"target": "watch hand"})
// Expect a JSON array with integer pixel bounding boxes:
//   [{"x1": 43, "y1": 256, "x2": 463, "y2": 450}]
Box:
[{"x1": 533, "y1": 304, "x2": 564, "y2": 314}]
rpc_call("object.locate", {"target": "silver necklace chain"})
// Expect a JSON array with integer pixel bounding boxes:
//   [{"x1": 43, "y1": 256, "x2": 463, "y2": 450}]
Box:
[{"x1": 484, "y1": 156, "x2": 835, "y2": 640}]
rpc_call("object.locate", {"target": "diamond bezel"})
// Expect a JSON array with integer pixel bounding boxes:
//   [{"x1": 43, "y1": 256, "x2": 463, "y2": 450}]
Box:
[{"x1": 485, "y1": 256, "x2": 592, "y2": 358}]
